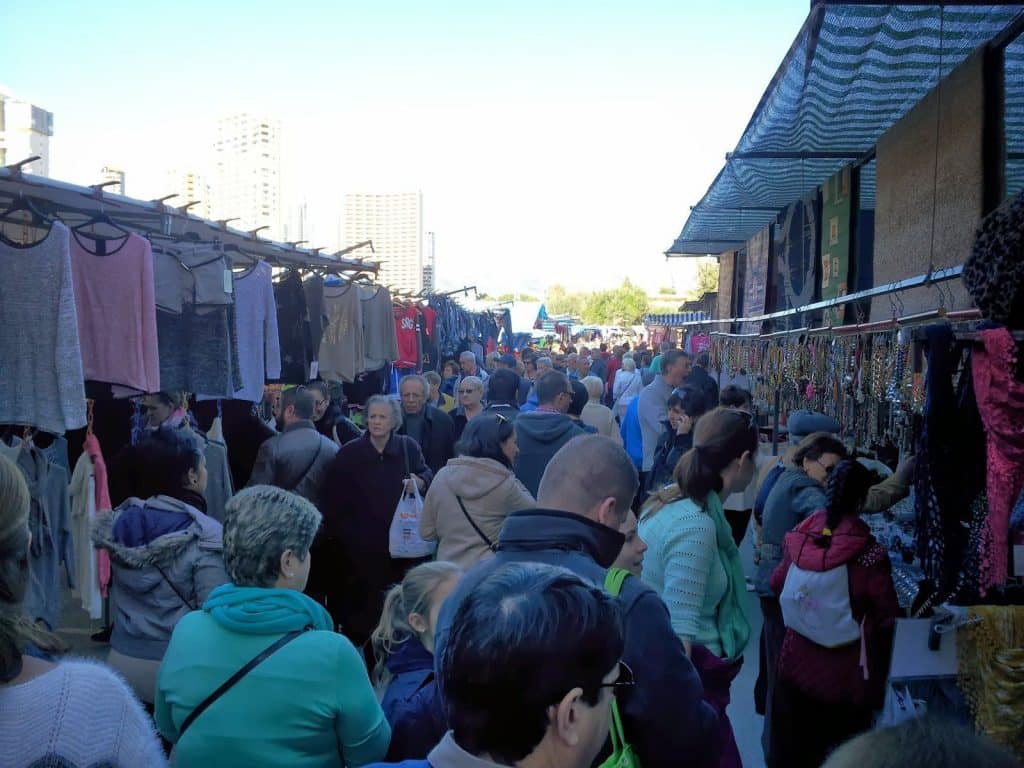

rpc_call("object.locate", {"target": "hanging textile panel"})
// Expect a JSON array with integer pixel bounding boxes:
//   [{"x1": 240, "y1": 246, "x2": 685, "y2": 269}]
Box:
[
  {"x1": 821, "y1": 166, "x2": 853, "y2": 325},
  {"x1": 872, "y1": 47, "x2": 985, "y2": 318},
  {"x1": 773, "y1": 192, "x2": 821, "y2": 329},
  {"x1": 742, "y1": 224, "x2": 772, "y2": 334},
  {"x1": 717, "y1": 251, "x2": 736, "y2": 321}
]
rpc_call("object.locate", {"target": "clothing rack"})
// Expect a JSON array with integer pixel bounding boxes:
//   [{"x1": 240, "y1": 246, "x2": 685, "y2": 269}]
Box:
[{"x1": 0, "y1": 162, "x2": 377, "y2": 277}]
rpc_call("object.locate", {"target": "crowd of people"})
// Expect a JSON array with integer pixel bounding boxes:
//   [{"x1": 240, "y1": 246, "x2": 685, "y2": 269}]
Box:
[{"x1": 0, "y1": 340, "x2": 1019, "y2": 768}]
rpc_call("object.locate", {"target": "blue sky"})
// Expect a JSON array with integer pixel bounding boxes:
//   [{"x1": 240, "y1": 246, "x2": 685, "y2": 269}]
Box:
[{"x1": 1, "y1": 0, "x2": 811, "y2": 294}]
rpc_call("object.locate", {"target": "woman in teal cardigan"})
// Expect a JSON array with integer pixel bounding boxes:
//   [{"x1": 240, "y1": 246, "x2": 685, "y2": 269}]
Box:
[
  {"x1": 155, "y1": 485, "x2": 391, "y2": 767},
  {"x1": 638, "y1": 407, "x2": 758, "y2": 768}
]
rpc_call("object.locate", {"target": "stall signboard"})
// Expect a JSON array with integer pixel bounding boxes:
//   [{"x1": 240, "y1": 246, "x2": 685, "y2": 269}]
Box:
[
  {"x1": 820, "y1": 165, "x2": 853, "y2": 326},
  {"x1": 742, "y1": 224, "x2": 771, "y2": 334}
]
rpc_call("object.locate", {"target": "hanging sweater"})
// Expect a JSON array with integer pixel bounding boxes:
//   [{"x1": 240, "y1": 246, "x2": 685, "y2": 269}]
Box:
[
  {"x1": 0, "y1": 660, "x2": 168, "y2": 768},
  {"x1": 0, "y1": 221, "x2": 87, "y2": 433},
  {"x1": 69, "y1": 231, "x2": 160, "y2": 394}
]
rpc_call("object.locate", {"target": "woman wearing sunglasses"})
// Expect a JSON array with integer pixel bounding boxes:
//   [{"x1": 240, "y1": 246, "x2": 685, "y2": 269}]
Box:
[
  {"x1": 451, "y1": 376, "x2": 484, "y2": 442},
  {"x1": 639, "y1": 407, "x2": 758, "y2": 767}
]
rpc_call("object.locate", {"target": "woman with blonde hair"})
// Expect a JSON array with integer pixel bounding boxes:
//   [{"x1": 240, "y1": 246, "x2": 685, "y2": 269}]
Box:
[
  {"x1": 580, "y1": 375, "x2": 623, "y2": 443},
  {"x1": 639, "y1": 407, "x2": 758, "y2": 767},
  {"x1": 372, "y1": 561, "x2": 462, "y2": 761},
  {"x1": 0, "y1": 455, "x2": 167, "y2": 766}
]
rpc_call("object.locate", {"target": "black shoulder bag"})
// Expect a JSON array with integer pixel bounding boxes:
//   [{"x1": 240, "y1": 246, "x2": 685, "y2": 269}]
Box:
[
  {"x1": 178, "y1": 627, "x2": 311, "y2": 738},
  {"x1": 455, "y1": 496, "x2": 498, "y2": 553}
]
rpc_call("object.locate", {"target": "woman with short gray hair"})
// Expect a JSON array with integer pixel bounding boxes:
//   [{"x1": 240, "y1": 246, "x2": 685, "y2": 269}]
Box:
[
  {"x1": 318, "y1": 394, "x2": 434, "y2": 649},
  {"x1": 154, "y1": 485, "x2": 391, "y2": 767}
]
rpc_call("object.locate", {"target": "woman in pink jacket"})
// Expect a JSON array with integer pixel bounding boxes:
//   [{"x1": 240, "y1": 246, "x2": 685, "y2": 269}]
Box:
[{"x1": 770, "y1": 459, "x2": 901, "y2": 768}]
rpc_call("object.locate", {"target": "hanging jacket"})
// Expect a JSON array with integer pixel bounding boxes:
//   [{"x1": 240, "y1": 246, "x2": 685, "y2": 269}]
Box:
[
  {"x1": 381, "y1": 638, "x2": 447, "y2": 762},
  {"x1": 771, "y1": 511, "x2": 900, "y2": 708},
  {"x1": 93, "y1": 494, "x2": 229, "y2": 661}
]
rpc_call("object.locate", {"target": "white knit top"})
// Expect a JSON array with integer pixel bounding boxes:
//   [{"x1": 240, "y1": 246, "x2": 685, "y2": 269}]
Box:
[{"x1": 0, "y1": 659, "x2": 167, "y2": 767}]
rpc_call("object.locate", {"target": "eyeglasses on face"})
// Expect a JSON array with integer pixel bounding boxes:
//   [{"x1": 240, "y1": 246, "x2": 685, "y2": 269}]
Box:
[
  {"x1": 815, "y1": 457, "x2": 838, "y2": 474},
  {"x1": 459, "y1": 388, "x2": 479, "y2": 395},
  {"x1": 597, "y1": 661, "x2": 636, "y2": 695}
]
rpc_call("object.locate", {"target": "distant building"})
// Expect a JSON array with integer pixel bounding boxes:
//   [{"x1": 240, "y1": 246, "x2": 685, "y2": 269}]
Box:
[
  {"x1": 99, "y1": 165, "x2": 125, "y2": 195},
  {"x1": 166, "y1": 168, "x2": 212, "y2": 219},
  {"x1": 0, "y1": 87, "x2": 53, "y2": 176},
  {"x1": 211, "y1": 114, "x2": 282, "y2": 238},
  {"x1": 344, "y1": 192, "x2": 423, "y2": 293}
]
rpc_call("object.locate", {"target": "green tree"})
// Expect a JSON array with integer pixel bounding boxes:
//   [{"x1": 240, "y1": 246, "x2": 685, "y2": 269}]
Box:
[
  {"x1": 580, "y1": 279, "x2": 649, "y2": 325},
  {"x1": 495, "y1": 292, "x2": 539, "y2": 302},
  {"x1": 658, "y1": 285, "x2": 676, "y2": 296},
  {"x1": 546, "y1": 284, "x2": 585, "y2": 318},
  {"x1": 693, "y1": 260, "x2": 720, "y2": 299}
]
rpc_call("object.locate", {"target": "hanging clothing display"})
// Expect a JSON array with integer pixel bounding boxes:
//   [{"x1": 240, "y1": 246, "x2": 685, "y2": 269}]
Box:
[
  {"x1": 319, "y1": 282, "x2": 364, "y2": 383},
  {"x1": 0, "y1": 221, "x2": 87, "y2": 434},
  {"x1": 69, "y1": 444, "x2": 103, "y2": 619},
  {"x1": 201, "y1": 261, "x2": 281, "y2": 403},
  {"x1": 972, "y1": 327, "x2": 1024, "y2": 590},
  {"x1": 69, "y1": 231, "x2": 160, "y2": 394},
  {"x1": 274, "y1": 271, "x2": 314, "y2": 384},
  {"x1": 361, "y1": 285, "x2": 399, "y2": 371},
  {"x1": 303, "y1": 275, "x2": 326, "y2": 360},
  {"x1": 394, "y1": 304, "x2": 420, "y2": 369},
  {"x1": 155, "y1": 246, "x2": 242, "y2": 397},
  {"x1": 0, "y1": 441, "x2": 75, "y2": 631}
]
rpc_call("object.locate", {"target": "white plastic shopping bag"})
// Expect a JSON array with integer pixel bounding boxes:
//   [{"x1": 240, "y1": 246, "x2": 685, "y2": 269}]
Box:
[{"x1": 388, "y1": 477, "x2": 434, "y2": 558}]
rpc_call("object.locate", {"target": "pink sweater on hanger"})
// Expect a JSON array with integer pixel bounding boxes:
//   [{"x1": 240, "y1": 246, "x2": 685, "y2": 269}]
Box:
[{"x1": 69, "y1": 232, "x2": 160, "y2": 394}]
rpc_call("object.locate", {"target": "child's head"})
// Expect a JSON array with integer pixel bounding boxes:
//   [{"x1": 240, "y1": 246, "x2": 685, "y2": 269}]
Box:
[
  {"x1": 815, "y1": 459, "x2": 874, "y2": 546},
  {"x1": 372, "y1": 561, "x2": 462, "y2": 685}
]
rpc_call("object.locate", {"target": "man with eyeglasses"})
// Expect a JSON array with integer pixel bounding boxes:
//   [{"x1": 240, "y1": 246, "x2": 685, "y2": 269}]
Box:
[
  {"x1": 513, "y1": 370, "x2": 586, "y2": 497},
  {"x1": 366, "y1": 562, "x2": 627, "y2": 768},
  {"x1": 307, "y1": 380, "x2": 361, "y2": 446},
  {"x1": 396, "y1": 375, "x2": 456, "y2": 475}
]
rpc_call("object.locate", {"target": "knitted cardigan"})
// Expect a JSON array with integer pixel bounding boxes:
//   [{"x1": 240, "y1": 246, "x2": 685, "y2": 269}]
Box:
[{"x1": 0, "y1": 659, "x2": 167, "y2": 767}]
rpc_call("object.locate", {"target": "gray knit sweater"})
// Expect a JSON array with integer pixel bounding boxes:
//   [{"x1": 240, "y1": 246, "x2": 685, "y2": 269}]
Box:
[
  {"x1": 0, "y1": 222, "x2": 87, "y2": 433},
  {"x1": 0, "y1": 659, "x2": 168, "y2": 767}
]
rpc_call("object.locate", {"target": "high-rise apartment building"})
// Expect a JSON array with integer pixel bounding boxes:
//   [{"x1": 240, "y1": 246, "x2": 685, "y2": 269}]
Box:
[
  {"x1": 211, "y1": 114, "x2": 282, "y2": 238},
  {"x1": 0, "y1": 86, "x2": 53, "y2": 176},
  {"x1": 344, "y1": 192, "x2": 423, "y2": 293},
  {"x1": 99, "y1": 165, "x2": 125, "y2": 195},
  {"x1": 166, "y1": 169, "x2": 211, "y2": 219}
]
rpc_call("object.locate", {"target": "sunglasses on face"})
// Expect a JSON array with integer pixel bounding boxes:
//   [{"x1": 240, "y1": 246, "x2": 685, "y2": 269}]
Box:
[{"x1": 597, "y1": 661, "x2": 636, "y2": 695}]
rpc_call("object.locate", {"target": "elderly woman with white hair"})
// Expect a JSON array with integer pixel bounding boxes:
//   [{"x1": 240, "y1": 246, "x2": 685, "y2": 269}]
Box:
[
  {"x1": 612, "y1": 355, "x2": 644, "y2": 420},
  {"x1": 317, "y1": 395, "x2": 434, "y2": 650},
  {"x1": 155, "y1": 485, "x2": 391, "y2": 767},
  {"x1": 580, "y1": 375, "x2": 623, "y2": 444}
]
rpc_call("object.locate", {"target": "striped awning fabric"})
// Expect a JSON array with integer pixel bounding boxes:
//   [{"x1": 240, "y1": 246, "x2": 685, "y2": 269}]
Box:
[{"x1": 668, "y1": 3, "x2": 1024, "y2": 256}]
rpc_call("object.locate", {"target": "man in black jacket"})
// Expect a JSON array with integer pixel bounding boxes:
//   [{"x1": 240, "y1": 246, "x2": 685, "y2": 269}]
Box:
[
  {"x1": 433, "y1": 435, "x2": 719, "y2": 768},
  {"x1": 397, "y1": 374, "x2": 456, "y2": 475}
]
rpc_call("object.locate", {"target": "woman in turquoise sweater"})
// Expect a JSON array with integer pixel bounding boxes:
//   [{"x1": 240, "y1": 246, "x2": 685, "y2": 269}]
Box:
[
  {"x1": 155, "y1": 485, "x2": 391, "y2": 767},
  {"x1": 638, "y1": 407, "x2": 758, "y2": 768}
]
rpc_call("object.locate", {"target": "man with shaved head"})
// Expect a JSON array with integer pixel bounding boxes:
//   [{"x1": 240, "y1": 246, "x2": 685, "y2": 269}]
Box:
[{"x1": 432, "y1": 435, "x2": 718, "y2": 768}]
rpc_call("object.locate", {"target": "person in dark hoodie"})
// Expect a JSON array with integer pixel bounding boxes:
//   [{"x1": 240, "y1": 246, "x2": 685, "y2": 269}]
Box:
[
  {"x1": 433, "y1": 435, "x2": 719, "y2": 768},
  {"x1": 482, "y1": 367, "x2": 522, "y2": 423},
  {"x1": 93, "y1": 427, "x2": 229, "y2": 707},
  {"x1": 371, "y1": 561, "x2": 462, "y2": 762},
  {"x1": 513, "y1": 370, "x2": 587, "y2": 497},
  {"x1": 308, "y1": 381, "x2": 362, "y2": 446},
  {"x1": 687, "y1": 351, "x2": 720, "y2": 410},
  {"x1": 770, "y1": 460, "x2": 900, "y2": 768}
]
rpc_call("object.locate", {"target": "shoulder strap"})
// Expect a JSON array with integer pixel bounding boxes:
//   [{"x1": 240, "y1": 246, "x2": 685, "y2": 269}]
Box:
[
  {"x1": 153, "y1": 563, "x2": 197, "y2": 611},
  {"x1": 281, "y1": 440, "x2": 322, "y2": 491},
  {"x1": 456, "y1": 495, "x2": 498, "y2": 552},
  {"x1": 178, "y1": 627, "x2": 310, "y2": 738},
  {"x1": 604, "y1": 566, "x2": 631, "y2": 597}
]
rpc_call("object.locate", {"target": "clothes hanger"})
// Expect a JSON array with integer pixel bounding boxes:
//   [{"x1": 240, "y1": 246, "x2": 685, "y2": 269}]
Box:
[
  {"x1": 0, "y1": 192, "x2": 54, "y2": 246},
  {"x1": 71, "y1": 207, "x2": 131, "y2": 239}
]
